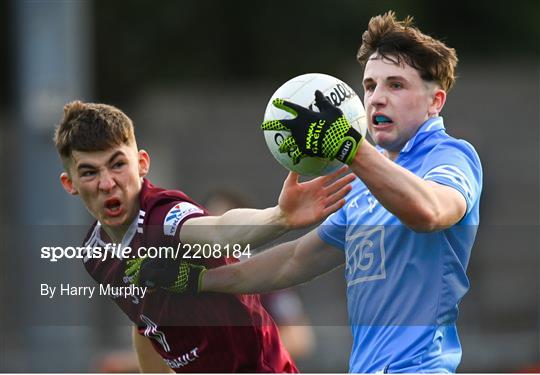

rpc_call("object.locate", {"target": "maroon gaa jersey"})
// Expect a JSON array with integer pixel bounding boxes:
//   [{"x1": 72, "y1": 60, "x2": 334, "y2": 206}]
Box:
[{"x1": 82, "y1": 179, "x2": 297, "y2": 373}]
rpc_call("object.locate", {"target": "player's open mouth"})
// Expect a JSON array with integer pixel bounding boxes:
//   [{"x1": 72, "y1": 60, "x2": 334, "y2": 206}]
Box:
[
  {"x1": 104, "y1": 198, "x2": 123, "y2": 217},
  {"x1": 372, "y1": 114, "x2": 393, "y2": 126}
]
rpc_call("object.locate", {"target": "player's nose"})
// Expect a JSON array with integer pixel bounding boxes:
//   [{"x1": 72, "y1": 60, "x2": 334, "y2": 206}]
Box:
[
  {"x1": 98, "y1": 170, "x2": 116, "y2": 192},
  {"x1": 368, "y1": 86, "x2": 388, "y2": 107}
]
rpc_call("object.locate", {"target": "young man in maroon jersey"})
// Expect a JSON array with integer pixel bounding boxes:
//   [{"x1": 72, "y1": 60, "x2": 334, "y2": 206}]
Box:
[{"x1": 54, "y1": 100, "x2": 353, "y2": 373}]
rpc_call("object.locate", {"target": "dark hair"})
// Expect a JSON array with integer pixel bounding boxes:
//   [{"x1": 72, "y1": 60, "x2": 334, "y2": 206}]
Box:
[
  {"x1": 54, "y1": 101, "x2": 136, "y2": 163},
  {"x1": 357, "y1": 11, "x2": 458, "y2": 91}
]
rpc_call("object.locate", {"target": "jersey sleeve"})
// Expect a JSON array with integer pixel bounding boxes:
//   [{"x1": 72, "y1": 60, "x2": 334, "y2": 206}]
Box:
[
  {"x1": 317, "y1": 178, "x2": 365, "y2": 250},
  {"x1": 421, "y1": 139, "x2": 482, "y2": 215},
  {"x1": 145, "y1": 200, "x2": 207, "y2": 247},
  {"x1": 317, "y1": 207, "x2": 347, "y2": 250}
]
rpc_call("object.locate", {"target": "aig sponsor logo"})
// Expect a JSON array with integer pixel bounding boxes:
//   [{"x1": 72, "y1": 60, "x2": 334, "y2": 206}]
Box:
[{"x1": 345, "y1": 225, "x2": 387, "y2": 286}]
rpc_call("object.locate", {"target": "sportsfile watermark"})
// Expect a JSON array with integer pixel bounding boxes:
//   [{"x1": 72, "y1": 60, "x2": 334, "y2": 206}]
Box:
[
  {"x1": 41, "y1": 242, "x2": 252, "y2": 262},
  {"x1": 9, "y1": 223, "x2": 535, "y2": 327}
]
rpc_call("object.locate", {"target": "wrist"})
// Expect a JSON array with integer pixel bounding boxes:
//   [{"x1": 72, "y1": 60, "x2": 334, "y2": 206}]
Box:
[
  {"x1": 272, "y1": 205, "x2": 291, "y2": 229},
  {"x1": 196, "y1": 268, "x2": 207, "y2": 293},
  {"x1": 336, "y1": 127, "x2": 363, "y2": 164}
]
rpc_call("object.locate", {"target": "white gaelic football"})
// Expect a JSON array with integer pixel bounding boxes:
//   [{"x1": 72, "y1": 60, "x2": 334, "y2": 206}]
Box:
[{"x1": 263, "y1": 73, "x2": 367, "y2": 176}]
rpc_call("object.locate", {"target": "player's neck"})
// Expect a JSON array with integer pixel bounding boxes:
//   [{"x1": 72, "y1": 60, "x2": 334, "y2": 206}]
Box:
[
  {"x1": 383, "y1": 149, "x2": 399, "y2": 161},
  {"x1": 102, "y1": 225, "x2": 129, "y2": 244}
]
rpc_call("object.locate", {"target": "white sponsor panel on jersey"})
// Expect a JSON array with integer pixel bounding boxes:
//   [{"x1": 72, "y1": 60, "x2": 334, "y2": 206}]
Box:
[{"x1": 163, "y1": 202, "x2": 203, "y2": 236}]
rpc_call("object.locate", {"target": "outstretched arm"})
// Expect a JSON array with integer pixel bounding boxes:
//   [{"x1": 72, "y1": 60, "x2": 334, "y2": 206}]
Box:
[
  {"x1": 201, "y1": 229, "x2": 344, "y2": 294},
  {"x1": 180, "y1": 167, "x2": 354, "y2": 247},
  {"x1": 349, "y1": 143, "x2": 466, "y2": 232},
  {"x1": 126, "y1": 228, "x2": 344, "y2": 293},
  {"x1": 261, "y1": 92, "x2": 467, "y2": 232}
]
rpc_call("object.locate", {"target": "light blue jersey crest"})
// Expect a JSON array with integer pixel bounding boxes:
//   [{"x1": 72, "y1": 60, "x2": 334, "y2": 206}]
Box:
[{"x1": 319, "y1": 117, "x2": 482, "y2": 373}]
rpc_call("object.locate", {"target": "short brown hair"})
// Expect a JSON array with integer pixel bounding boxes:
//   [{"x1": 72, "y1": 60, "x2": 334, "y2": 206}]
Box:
[
  {"x1": 54, "y1": 101, "x2": 136, "y2": 163},
  {"x1": 357, "y1": 11, "x2": 458, "y2": 92}
]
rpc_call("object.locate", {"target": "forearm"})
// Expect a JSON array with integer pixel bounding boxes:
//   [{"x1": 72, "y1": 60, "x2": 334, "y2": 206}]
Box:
[
  {"x1": 181, "y1": 206, "x2": 289, "y2": 248},
  {"x1": 201, "y1": 230, "x2": 344, "y2": 294},
  {"x1": 202, "y1": 240, "x2": 300, "y2": 294},
  {"x1": 181, "y1": 169, "x2": 354, "y2": 247},
  {"x1": 351, "y1": 142, "x2": 448, "y2": 231},
  {"x1": 214, "y1": 206, "x2": 289, "y2": 247}
]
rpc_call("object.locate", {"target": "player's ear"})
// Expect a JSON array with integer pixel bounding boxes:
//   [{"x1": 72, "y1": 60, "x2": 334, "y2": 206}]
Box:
[
  {"x1": 428, "y1": 88, "x2": 446, "y2": 117},
  {"x1": 60, "y1": 172, "x2": 78, "y2": 195},
  {"x1": 138, "y1": 150, "x2": 150, "y2": 178}
]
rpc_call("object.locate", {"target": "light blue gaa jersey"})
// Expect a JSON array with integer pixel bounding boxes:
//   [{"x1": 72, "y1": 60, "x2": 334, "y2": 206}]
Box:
[{"x1": 318, "y1": 117, "x2": 482, "y2": 373}]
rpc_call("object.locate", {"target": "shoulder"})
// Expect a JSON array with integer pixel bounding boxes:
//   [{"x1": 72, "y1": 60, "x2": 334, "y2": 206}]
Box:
[
  {"x1": 419, "y1": 133, "x2": 483, "y2": 181},
  {"x1": 422, "y1": 135, "x2": 483, "y2": 210},
  {"x1": 141, "y1": 179, "x2": 206, "y2": 216},
  {"x1": 428, "y1": 133, "x2": 481, "y2": 165},
  {"x1": 139, "y1": 180, "x2": 208, "y2": 241}
]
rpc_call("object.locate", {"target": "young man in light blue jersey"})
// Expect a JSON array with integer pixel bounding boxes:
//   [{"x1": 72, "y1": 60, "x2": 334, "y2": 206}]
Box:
[{"x1": 129, "y1": 11, "x2": 482, "y2": 373}]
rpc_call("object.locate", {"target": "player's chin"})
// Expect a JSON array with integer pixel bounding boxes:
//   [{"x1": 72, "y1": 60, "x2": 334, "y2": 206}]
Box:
[
  {"x1": 100, "y1": 212, "x2": 129, "y2": 227},
  {"x1": 371, "y1": 131, "x2": 395, "y2": 148}
]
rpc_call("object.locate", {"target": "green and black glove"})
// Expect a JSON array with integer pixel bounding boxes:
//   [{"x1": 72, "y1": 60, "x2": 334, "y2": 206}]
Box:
[
  {"x1": 125, "y1": 256, "x2": 206, "y2": 294},
  {"x1": 262, "y1": 90, "x2": 363, "y2": 165}
]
